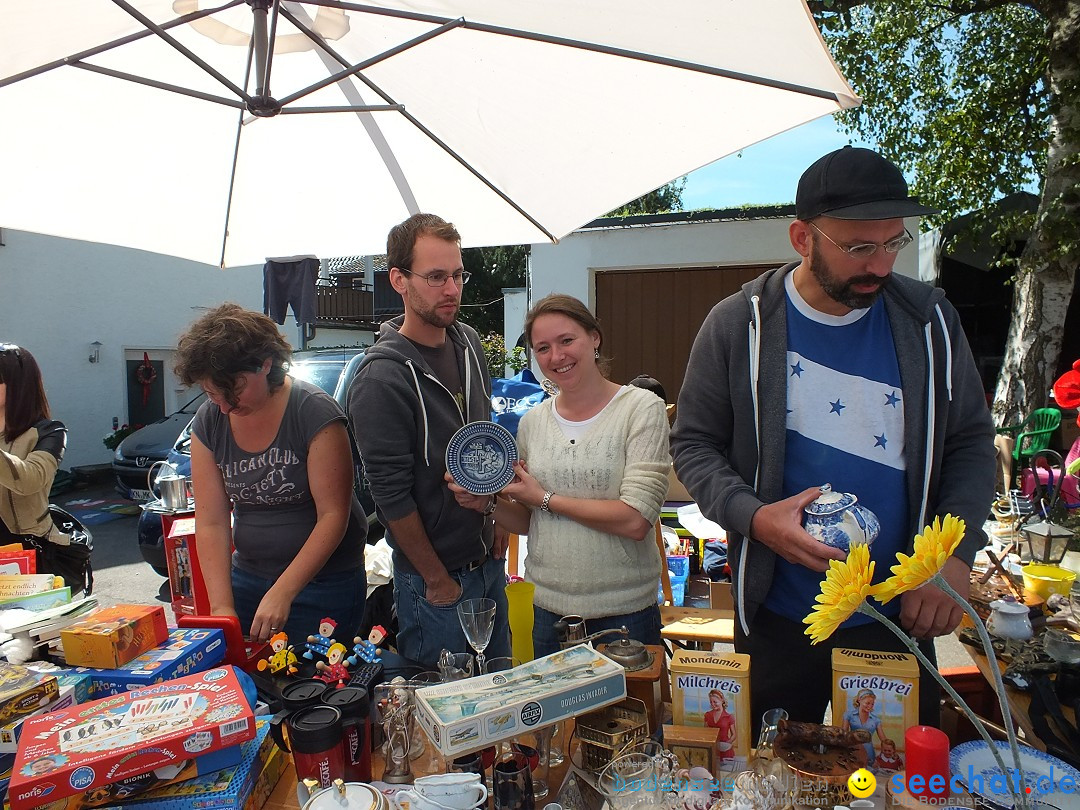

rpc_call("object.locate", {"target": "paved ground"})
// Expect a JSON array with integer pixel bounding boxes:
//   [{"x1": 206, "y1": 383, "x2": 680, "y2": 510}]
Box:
[{"x1": 63, "y1": 479, "x2": 172, "y2": 612}]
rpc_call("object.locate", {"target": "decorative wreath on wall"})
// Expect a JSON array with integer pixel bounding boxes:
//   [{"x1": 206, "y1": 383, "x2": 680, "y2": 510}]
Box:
[{"x1": 135, "y1": 352, "x2": 157, "y2": 405}]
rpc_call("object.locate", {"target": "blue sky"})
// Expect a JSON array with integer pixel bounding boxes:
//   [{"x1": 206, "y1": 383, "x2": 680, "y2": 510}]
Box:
[{"x1": 679, "y1": 116, "x2": 871, "y2": 211}]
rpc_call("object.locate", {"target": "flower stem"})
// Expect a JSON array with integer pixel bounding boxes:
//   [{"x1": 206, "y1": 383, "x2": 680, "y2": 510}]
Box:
[
  {"x1": 857, "y1": 601, "x2": 1025, "y2": 808},
  {"x1": 932, "y1": 572, "x2": 1030, "y2": 809}
]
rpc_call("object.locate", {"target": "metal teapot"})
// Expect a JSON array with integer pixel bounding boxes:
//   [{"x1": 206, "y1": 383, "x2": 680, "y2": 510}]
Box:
[{"x1": 802, "y1": 484, "x2": 880, "y2": 552}]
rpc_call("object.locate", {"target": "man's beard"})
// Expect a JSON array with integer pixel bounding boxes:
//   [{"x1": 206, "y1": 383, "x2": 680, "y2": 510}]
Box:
[
  {"x1": 810, "y1": 240, "x2": 890, "y2": 309},
  {"x1": 409, "y1": 287, "x2": 459, "y2": 329}
]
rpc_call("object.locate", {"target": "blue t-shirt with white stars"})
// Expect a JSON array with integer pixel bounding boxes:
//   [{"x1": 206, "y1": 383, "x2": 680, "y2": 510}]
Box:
[{"x1": 764, "y1": 272, "x2": 908, "y2": 626}]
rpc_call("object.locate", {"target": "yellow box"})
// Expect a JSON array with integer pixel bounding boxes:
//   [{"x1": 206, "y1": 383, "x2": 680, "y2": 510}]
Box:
[
  {"x1": 669, "y1": 650, "x2": 750, "y2": 771},
  {"x1": 831, "y1": 648, "x2": 919, "y2": 772},
  {"x1": 60, "y1": 604, "x2": 169, "y2": 669}
]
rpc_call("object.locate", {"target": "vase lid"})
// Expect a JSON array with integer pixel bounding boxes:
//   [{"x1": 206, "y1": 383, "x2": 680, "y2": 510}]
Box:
[{"x1": 804, "y1": 483, "x2": 858, "y2": 516}]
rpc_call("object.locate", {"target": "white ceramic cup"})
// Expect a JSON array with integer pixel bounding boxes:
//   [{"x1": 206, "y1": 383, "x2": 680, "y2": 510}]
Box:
[
  {"x1": 414, "y1": 773, "x2": 488, "y2": 809},
  {"x1": 400, "y1": 781, "x2": 488, "y2": 810}
]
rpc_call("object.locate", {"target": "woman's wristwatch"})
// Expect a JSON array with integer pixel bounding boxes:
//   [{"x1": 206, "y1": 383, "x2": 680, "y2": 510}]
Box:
[
  {"x1": 483, "y1": 495, "x2": 498, "y2": 516},
  {"x1": 540, "y1": 491, "x2": 554, "y2": 513}
]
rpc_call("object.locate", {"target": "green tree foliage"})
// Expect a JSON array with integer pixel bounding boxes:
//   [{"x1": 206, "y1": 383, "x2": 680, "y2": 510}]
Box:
[
  {"x1": 605, "y1": 179, "x2": 687, "y2": 217},
  {"x1": 809, "y1": 0, "x2": 1080, "y2": 424}
]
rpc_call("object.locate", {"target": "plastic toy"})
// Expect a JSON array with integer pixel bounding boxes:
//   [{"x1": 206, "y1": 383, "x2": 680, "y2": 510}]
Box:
[
  {"x1": 302, "y1": 617, "x2": 339, "y2": 661},
  {"x1": 257, "y1": 631, "x2": 299, "y2": 676},
  {"x1": 315, "y1": 642, "x2": 351, "y2": 689},
  {"x1": 347, "y1": 625, "x2": 387, "y2": 666}
]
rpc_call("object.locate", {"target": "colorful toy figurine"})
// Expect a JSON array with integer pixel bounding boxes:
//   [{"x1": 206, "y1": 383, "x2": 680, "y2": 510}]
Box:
[
  {"x1": 302, "y1": 617, "x2": 339, "y2": 661},
  {"x1": 257, "y1": 631, "x2": 299, "y2": 675},
  {"x1": 347, "y1": 624, "x2": 388, "y2": 666},
  {"x1": 315, "y1": 642, "x2": 351, "y2": 688}
]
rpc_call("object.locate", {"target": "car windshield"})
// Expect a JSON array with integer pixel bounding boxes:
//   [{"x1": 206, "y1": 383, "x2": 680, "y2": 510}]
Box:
[{"x1": 289, "y1": 362, "x2": 342, "y2": 394}]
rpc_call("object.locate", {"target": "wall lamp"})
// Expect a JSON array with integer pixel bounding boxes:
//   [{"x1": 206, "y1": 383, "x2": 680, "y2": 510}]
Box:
[{"x1": 89, "y1": 341, "x2": 102, "y2": 364}]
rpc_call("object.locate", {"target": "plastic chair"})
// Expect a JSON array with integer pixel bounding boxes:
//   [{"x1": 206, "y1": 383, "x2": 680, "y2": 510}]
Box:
[{"x1": 997, "y1": 407, "x2": 1061, "y2": 487}]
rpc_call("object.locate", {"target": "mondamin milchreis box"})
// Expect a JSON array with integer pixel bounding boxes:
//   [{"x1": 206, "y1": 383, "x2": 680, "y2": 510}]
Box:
[
  {"x1": 831, "y1": 648, "x2": 919, "y2": 773},
  {"x1": 669, "y1": 650, "x2": 750, "y2": 772}
]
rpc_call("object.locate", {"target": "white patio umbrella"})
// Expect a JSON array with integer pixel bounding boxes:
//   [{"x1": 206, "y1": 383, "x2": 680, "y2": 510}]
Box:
[{"x1": 0, "y1": 1, "x2": 858, "y2": 267}]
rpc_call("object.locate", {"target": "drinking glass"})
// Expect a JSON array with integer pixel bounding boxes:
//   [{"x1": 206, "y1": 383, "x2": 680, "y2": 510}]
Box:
[
  {"x1": 494, "y1": 751, "x2": 535, "y2": 810},
  {"x1": 598, "y1": 753, "x2": 660, "y2": 810},
  {"x1": 458, "y1": 598, "x2": 497, "y2": 675},
  {"x1": 482, "y1": 656, "x2": 522, "y2": 675},
  {"x1": 752, "y1": 707, "x2": 788, "y2": 780},
  {"x1": 439, "y1": 650, "x2": 476, "y2": 681},
  {"x1": 617, "y1": 739, "x2": 679, "y2": 785}
]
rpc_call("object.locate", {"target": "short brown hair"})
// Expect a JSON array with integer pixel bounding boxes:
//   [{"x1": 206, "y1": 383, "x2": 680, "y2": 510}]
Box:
[
  {"x1": 386, "y1": 213, "x2": 461, "y2": 272},
  {"x1": 523, "y1": 294, "x2": 610, "y2": 376},
  {"x1": 174, "y1": 303, "x2": 291, "y2": 406},
  {"x1": 0, "y1": 344, "x2": 51, "y2": 442}
]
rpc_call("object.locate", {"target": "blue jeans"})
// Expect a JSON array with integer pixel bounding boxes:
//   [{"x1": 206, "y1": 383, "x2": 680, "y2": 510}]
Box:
[
  {"x1": 394, "y1": 556, "x2": 511, "y2": 669},
  {"x1": 532, "y1": 604, "x2": 662, "y2": 659},
  {"x1": 231, "y1": 565, "x2": 367, "y2": 649}
]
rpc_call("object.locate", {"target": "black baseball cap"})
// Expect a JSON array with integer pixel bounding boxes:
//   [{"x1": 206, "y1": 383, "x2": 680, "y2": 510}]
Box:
[{"x1": 796, "y1": 146, "x2": 938, "y2": 221}]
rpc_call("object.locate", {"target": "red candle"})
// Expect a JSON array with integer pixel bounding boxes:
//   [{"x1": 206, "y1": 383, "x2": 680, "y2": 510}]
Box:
[{"x1": 905, "y1": 725, "x2": 951, "y2": 799}]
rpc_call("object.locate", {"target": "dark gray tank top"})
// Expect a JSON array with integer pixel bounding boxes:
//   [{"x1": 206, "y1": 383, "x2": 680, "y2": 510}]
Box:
[{"x1": 192, "y1": 379, "x2": 364, "y2": 580}]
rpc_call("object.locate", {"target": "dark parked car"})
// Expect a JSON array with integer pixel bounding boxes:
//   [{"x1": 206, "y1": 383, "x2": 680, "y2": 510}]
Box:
[
  {"x1": 138, "y1": 347, "x2": 379, "y2": 575},
  {"x1": 112, "y1": 392, "x2": 206, "y2": 501}
]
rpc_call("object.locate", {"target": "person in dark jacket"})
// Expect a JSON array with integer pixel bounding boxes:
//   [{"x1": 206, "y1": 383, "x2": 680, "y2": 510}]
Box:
[
  {"x1": 348, "y1": 213, "x2": 510, "y2": 669},
  {"x1": 671, "y1": 147, "x2": 996, "y2": 732}
]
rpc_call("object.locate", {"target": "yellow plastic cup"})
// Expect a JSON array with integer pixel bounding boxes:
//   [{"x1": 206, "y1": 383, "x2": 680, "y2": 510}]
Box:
[{"x1": 505, "y1": 580, "x2": 535, "y2": 663}]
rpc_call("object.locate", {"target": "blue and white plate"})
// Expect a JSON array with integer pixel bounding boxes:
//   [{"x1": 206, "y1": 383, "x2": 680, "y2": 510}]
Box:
[
  {"x1": 446, "y1": 421, "x2": 518, "y2": 495},
  {"x1": 949, "y1": 739, "x2": 1080, "y2": 808}
]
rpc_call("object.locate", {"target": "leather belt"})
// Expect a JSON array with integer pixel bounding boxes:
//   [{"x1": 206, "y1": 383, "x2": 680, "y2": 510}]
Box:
[{"x1": 452, "y1": 555, "x2": 487, "y2": 574}]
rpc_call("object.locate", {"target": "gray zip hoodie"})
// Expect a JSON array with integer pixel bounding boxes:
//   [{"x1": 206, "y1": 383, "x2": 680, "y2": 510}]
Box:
[
  {"x1": 671, "y1": 264, "x2": 996, "y2": 635},
  {"x1": 347, "y1": 317, "x2": 493, "y2": 575}
]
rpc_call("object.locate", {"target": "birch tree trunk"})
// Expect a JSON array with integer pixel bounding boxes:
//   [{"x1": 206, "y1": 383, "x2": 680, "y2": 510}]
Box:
[{"x1": 992, "y1": 0, "x2": 1080, "y2": 427}]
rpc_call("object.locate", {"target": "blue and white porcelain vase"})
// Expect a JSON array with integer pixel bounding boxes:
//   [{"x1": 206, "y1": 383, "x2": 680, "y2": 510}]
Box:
[{"x1": 802, "y1": 484, "x2": 880, "y2": 552}]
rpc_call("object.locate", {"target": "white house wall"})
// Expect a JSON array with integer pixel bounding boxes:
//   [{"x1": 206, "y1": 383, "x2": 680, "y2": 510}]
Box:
[
  {"x1": 529, "y1": 215, "x2": 921, "y2": 307},
  {"x1": 0, "y1": 229, "x2": 313, "y2": 469}
]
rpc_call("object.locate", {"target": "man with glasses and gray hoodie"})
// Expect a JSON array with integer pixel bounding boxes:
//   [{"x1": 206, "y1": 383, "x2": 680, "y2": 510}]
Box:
[
  {"x1": 348, "y1": 213, "x2": 510, "y2": 669},
  {"x1": 671, "y1": 147, "x2": 995, "y2": 734}
]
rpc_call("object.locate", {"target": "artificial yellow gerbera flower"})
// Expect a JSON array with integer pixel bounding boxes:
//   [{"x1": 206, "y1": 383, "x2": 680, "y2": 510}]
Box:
[
  {"x1": 803, "y1": 543, "x2": 876, "y2": 644},
  {"x1": 872, "y1": 514, "x2": 966, "y2": 605}
]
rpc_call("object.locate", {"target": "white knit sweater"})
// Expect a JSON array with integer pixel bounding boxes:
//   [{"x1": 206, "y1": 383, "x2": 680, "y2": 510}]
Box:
[{"x1": 519, "y1": 386, "x2": 671, "y2": 617}]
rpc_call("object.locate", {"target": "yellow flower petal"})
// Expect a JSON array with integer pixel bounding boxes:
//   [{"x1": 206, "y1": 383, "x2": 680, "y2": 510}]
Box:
[
  {"x1": 803, "y1": 543, "x2": 876, "y2": 644},
  {"x1": 873, "y1": 515, "x2": 966, "y2": 605}
]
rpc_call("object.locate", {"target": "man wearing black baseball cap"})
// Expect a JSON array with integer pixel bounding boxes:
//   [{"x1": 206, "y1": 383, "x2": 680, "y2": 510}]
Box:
[{"x1": 672, "y1": 147, "x2": 995, "y2": 733}]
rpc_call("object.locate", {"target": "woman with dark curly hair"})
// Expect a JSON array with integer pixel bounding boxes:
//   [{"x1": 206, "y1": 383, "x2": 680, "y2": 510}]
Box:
[
  {"x1": 0, "y1": 344, "x2": 67, "y2": 546},
  {"x1": 175, "y1": 304, "x2": 366, "y2": 645}
]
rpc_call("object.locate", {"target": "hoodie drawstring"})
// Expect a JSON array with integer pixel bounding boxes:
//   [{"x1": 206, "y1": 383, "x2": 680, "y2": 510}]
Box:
[
  {"x1": 406, "y1": 360, "x2": 431, "y2": 466},
  {"x1": 918, "y1": 323, "x2": 936, "y2": 531},
  {"x1": 934, "y1": 304, "x2": 953, "y2": 402},
  {"x1": 739, "y1": 294, "x2": 763, "y2": 638}
]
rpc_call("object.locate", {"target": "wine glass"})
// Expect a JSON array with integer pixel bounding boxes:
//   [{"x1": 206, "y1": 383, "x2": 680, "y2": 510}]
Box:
[{"x1": 457, "y1": 597, "x2": 497, "y2": 676}]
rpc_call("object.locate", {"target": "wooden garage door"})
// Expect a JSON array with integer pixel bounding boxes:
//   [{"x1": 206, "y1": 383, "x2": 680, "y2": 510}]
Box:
[{"x1": 596, "y1": 265, "x2": 770, "y2": 402}]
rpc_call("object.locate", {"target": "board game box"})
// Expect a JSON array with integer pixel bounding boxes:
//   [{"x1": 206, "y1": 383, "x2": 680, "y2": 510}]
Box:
[
  {"x1": 0, "y1": 664, "x2": 58, "y2": 729},
  {"x1": 59, "y1": 605, "x2": 169, "y2": 670},
  {"x1": 77, "y1": 628, "x2": 226, "y2": 698},
  {"x1": 414, "y1": 645, "x2": 626, "y2": 756},
  {"x1": 102, "y1": 718, "x2": 285, "y2": 810},
  {"x1": 8, "y1": 666, "x2": 256, "y2": 810}
]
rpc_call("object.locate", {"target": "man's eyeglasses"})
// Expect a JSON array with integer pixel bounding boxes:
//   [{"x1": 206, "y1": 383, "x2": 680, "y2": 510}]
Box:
[
  {"x1": 400, "y1": 269, "x2": 472, "y2": 288},
  {"x1": 809, "y1": 222, "x2": 913, "y2": 258}
]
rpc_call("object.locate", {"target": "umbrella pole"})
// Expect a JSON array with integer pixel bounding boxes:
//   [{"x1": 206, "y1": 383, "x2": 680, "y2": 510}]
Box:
[{"x1": 251, "y1": 0, "x2": 271, "y2": 97}]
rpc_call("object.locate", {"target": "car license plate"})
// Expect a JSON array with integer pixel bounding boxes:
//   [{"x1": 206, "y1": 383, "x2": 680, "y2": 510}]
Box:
[{"x1": 131, "y1": 488, "x2": 153, "y2": 501}]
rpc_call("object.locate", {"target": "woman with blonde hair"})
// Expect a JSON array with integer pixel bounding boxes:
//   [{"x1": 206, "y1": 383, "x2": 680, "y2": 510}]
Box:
[
  {"x1": 449, "y1": 294, "x2": 670, "y2": 656},
  {"x1": 841, "y1": 688, "x2": 886, "y2": 763}
]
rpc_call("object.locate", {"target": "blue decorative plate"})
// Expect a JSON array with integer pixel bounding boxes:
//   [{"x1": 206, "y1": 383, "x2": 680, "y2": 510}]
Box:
[
  {"x1": 446, "y1": 421, "x2": 518, "y2": 495},
  {"x1": 949, "y1": 739, "x2": 1080, "y2": 808}
]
